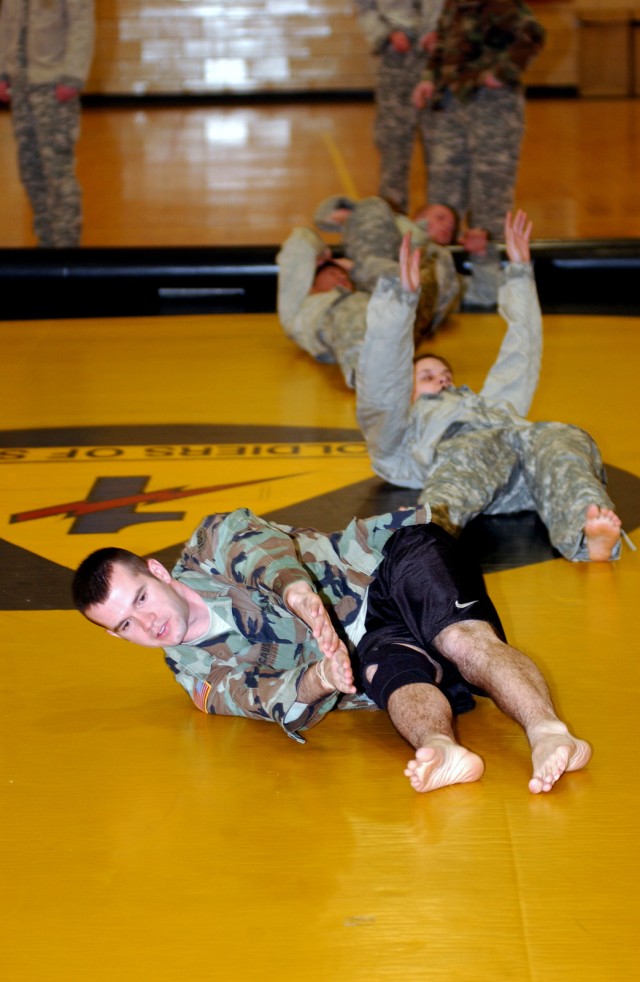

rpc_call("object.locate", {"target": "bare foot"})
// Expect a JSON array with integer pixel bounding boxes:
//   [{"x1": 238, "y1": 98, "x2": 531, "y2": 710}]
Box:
[
  {"x1": 404, "y1": 738, "x2": 485, "y2": 793},
  {"x1": 529, "y1": 722, "x2": 592, "y2": 793},
  {"x1": 323, "y1": 648, "x2": 357, "y2": 695},
  {"x1": 584, "y1": 504, "x2": 621, "y2": 561}
]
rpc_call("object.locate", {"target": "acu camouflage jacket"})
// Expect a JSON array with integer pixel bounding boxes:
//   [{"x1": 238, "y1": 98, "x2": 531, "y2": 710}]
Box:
[{"x1": 164, "y1": 506, "x2": 429, "y2": 742}]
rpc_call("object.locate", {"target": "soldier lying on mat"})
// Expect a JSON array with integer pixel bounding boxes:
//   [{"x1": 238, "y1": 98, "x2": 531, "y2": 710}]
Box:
[
  {"x1": 277, "y1": 196, "x2": 462, "y2": 391},
  {"x1": 281, "y1": 207, "x2": 624, "y2": 563},
  {"x1": 73, "y1": 506, "x2": 591, "y2": 795}
]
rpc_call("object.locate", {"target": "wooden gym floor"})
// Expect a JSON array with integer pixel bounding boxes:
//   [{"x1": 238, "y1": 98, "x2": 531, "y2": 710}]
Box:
[{"x1": 1, "y1": 97, "x2": 639, "y2": 981}]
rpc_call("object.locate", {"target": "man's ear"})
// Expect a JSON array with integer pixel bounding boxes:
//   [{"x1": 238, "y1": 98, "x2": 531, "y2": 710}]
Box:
[{"x1": 146, "y1": 558, "x2": 172, "y2": 582}]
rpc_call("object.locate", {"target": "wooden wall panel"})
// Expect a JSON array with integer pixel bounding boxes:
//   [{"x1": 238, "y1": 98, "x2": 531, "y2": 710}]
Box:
[{"x1": 81, "y1": 0, "x2": 637, "y2": 95}]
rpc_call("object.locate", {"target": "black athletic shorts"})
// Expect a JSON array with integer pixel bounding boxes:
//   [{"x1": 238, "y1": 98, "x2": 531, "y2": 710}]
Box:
[{"x1": 356, "y1": 523, "x2": 505, "y2": 712}]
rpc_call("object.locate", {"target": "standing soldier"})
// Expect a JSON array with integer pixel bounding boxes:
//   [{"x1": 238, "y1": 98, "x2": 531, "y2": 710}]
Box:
[
  {"x1": 0, "y1": 0, "x2": 95, "y2": 247},
  {"x1": 413, "y1": 0, "x2": 545, "y2": 307},
  {"x1": 355, "y1": 0, "x2": 445, "y2": 215}
]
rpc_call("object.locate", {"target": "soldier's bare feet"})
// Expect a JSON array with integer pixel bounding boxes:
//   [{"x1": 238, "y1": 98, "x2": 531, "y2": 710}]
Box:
[
  {"x1": 584, "y1": 504, "x2": 621, "y2": 561},
  {"x1": 528, "y1": 721, "x2": 592, "y2": 793},
  {"x1": 323, "y1": 647, "x2": 357, "y2": 695},
  {"x1": 405, "y1": 738, "x2": 485, "y2": 793}
]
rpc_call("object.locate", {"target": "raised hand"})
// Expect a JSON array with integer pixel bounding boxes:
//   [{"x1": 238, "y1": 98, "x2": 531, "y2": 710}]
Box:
[
  {"x1": 504, "y1": 209, "x2": 532, "y2": 264},
  {"x1": 399, "y1": 231, "x2": 421, "y2": 293}
]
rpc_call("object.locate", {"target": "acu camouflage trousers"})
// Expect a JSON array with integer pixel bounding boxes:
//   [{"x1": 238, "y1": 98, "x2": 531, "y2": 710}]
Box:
[
  {"x1": 417, "y1": 421, "x2": 617, "y2": 561},
  {"x1": 10, "y1": 78, "x2": 82, "y2": 247},
  {"x1": 424, "y1": 86, "x2": 525, "y2": 240},
  {"x1": 374, "y1": 44, "x2": 429, "y2": 214}
]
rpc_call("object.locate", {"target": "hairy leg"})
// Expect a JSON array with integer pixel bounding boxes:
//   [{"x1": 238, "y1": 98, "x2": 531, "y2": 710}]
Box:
[
  {"x1": 366, "y1": 664, "x2": 484, "y2": 793},
  {"x1": 434, "y1": 621, "x2": 591, "y2": 792}
]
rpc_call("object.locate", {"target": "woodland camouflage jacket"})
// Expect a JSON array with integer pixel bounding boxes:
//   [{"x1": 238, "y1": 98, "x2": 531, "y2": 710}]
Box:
[
  {"x1": 164, "y1": 506, "x2": 429, "y2": 741},
  {"x1": 425, "y1": 0, "x2": 545, "y2": 104}
]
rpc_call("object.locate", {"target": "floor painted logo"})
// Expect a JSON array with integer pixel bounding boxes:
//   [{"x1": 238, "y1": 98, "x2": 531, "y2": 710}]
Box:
[{"x1": 2, "y1": 423, "x2": 638, "y2": 610}]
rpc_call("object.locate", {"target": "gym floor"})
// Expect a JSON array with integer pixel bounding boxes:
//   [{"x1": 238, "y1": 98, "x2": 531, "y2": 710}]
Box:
[{"x1": 1, "y1": 97, "x2": 639, "y2": 981}]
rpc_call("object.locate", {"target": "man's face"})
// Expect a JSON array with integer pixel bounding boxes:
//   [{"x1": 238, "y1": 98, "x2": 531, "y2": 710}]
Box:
[
  {"x1": 86, "y1": 560, "x2": 191, "y2": 648},
  {"x1": 413, "y1": 356, "x2": 453, "y2": 400},
  {"x1": 425, "y1": 204, "x2": 456, "y2": 246},
  {"x1": 310, "y1": 262, "x2": 354, "y2": 294}
]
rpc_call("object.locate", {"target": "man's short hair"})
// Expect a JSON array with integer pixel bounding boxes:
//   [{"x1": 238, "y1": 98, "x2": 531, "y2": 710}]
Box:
[
  {"x1": 412, "y1": 351, "x2": 454, "y2": 373},
  {"x1": 72, "y1": 547, "x2": 149, "y2": 614},
  {"x1": 312, "y1": 259, "x2": 347, "y2": 285},
  {"x1": 314, "y1": 259, "x2": 342, "y2": 277}
]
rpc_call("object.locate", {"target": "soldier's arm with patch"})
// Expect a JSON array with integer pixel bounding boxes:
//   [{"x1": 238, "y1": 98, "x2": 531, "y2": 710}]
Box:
[{"x1": 167, "y1": 653, "x2": 340, "y2": 743}]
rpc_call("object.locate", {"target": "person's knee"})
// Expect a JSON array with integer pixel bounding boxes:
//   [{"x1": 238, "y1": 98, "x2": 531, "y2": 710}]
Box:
[
  {"x1": 361, "y1": 645, "x2": 436, "y2": 710},
  {"x1": 433, "y1": 620, "x2": 502, "y2": 672}
]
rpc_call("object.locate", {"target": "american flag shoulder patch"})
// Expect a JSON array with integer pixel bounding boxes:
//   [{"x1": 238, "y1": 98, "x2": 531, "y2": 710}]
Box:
[{"x1": 193, "y1": 679, "x2": 212, "y2": 712}]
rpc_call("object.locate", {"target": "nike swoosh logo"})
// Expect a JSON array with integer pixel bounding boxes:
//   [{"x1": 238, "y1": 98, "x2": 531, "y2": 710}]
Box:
[{"x1": 455, "y1": 600, "x2": 478, "y2": 609}]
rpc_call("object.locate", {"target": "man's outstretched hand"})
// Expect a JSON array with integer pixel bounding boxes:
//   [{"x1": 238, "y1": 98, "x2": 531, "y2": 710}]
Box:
[
  {"x1": 505, "y1": 209, "x2": 532, "y2": 264},
  {"x1": 399, "y1": 232, "x2": 421, "y2": 293}
]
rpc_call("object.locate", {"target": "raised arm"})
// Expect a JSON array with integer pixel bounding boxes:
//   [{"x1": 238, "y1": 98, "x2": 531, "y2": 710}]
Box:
[
  {"x1": 505, "y1": 208, "x2": 532, "y2": 263},
  {"x1": 479, "y1": 210, "x2": 542, "y2": 416},
  {"x1": 399, "y1": 231, "x2": 422, "y2": 292},
  {"x1": 355, "y1": 239, "x2": 422, "y2": 484},
  {"x1": 276, "y1": 226, "x2": 330, "y2": 333}
]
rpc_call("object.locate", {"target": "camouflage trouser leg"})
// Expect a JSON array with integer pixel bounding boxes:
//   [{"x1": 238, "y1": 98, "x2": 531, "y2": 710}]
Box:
[
  {"x1": 374, "y1": 46, "x2": 427, "y2": 214},
  {"x1": 10, "y1": 79, "x2": 54, "y2": 245},
  {"x1": 11, "y1": 82, "x2": 82, "y2": 247},
  {"x1": 423, "y1": 92, "x2": 472, "y2": 220},
  {"x1": 342, "y1": 196, "x2": 403, "y2": 292},
  {"x1": 417, "y1": 430, "x2": 519, "y2": 536},
  {"x1": 466, "y1": 87, "x2": 524, "y2": 238},
  {"x1": 518, "y1": 422, "x2": 617, "y2": 561},
  {"x1": 425, "y1": 87, "x2": 524, "y2": 238}
]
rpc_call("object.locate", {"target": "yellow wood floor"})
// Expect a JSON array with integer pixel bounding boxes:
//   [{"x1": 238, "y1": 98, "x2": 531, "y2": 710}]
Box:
[
  {"x1": 2, "y1": 96, "x2": 640, "y2": 246},
  {"x1": 1, "y1": 300, "x2": 639, "y2": 981}
]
